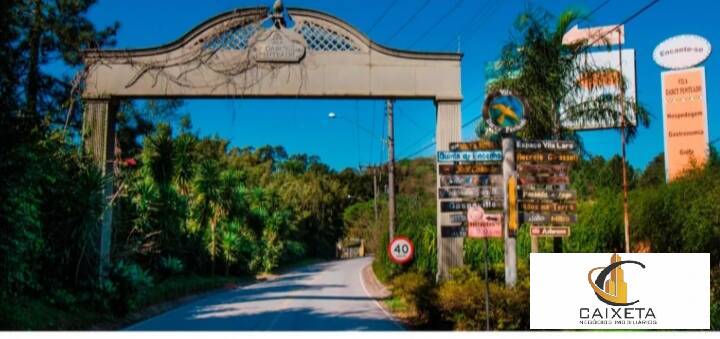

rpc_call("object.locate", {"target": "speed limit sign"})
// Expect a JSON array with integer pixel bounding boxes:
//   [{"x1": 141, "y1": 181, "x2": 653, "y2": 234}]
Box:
[{"x1": 388, "y1": 236, "x2": 414, "y2": 264}]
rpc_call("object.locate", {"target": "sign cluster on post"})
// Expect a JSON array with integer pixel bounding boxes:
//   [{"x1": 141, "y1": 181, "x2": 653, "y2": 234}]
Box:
[
  {"x1": 515, "y1": 140, "x2": 579, "y2": 237},
  {"x1": 437, "y1": 141, "x2": 504, "y2": 239}
]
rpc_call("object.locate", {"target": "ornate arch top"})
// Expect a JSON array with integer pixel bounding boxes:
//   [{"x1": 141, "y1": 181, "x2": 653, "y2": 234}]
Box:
[{"x1": 82, "y1": 6, "x2": 463, "y2": 101}]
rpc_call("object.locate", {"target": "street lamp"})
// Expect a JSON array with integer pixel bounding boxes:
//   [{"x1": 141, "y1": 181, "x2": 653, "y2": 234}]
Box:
[{"x1": 328, "y1": 101, "x2": 396, "y2": 241}]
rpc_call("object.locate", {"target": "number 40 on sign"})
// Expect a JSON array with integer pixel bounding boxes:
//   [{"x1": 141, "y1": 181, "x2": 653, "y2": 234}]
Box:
[{"x1": 388, "y1": 236, "x2": 414, "y2": 265}]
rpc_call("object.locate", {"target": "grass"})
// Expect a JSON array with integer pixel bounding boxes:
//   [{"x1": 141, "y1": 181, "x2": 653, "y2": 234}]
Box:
[{"x1": 0, "y1": 274, "x2": 243, "y2": 331}]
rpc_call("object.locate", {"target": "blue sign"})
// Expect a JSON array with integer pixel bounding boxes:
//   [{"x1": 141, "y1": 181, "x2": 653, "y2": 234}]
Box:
[
  {"x1": 437, "y1": 151, "x2": 503, "y2": 163},
  {"x1": 483, "y1": 90, "x2": 528, "y2": 133}
]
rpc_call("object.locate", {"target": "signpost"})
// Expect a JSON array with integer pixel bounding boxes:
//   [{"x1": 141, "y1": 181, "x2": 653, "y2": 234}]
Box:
[
  {"x1": 388, "y1": 236, "x2": 414, "y2": 265},
  {"x1": 653, "y1": 35, "x2": 711, "y2": 183},
  {"x1": 530, "y1": 226, "x2": 571, "y2": 237},
  {"x1": 515, "y1": 139, "x2": 578, "y2": 253},
  {"x1": 437, "y1": 150, "x2": 503, "y2": 163},
  {"x1": 466, "y1": 205, "x2": 502, "y2": 331},
  {"x1": 660, "y1": 67, "x2": 710, "y2": 181},
  {"x1": 437, "y1": 129, "x2": 505, "y2": 284}
]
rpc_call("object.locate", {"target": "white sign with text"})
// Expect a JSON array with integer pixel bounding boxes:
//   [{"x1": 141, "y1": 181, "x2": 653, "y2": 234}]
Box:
[{"x1": 530, "y1": 253, "x2": 709, "y2": 329}]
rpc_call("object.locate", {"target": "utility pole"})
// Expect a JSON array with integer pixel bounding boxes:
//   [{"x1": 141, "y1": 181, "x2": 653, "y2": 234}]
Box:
[
  {"x1": 387, "y1": 99, "x2": 396, "y2": 240},
  {"x1": 373, "y1": 166, "x2": 379, "y2": 226},
  {"x1": 618, "y1": 28, "x2": 631, "y2": 253}
]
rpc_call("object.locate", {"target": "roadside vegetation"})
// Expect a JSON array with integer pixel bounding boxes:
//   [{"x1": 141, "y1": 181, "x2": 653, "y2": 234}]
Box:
[
  {"x1": 343, "y1": 6, "x2": 720, "y2": 331},
  {"x1": 0, "y1": 0, "x2": 371, "y2": 329},
  {"x1": 1, "y1": 1, "x2": 718, "y2": 331}
]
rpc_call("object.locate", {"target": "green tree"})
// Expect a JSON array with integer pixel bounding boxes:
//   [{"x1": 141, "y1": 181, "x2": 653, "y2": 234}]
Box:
[{"x1": 487, "y1": 7, "x2": 650, "y2": 142}]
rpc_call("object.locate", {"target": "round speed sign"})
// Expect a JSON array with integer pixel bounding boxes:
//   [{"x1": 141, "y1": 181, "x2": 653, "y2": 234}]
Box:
[{"x1": 388, "y1": 236, "x2": 414, "y2": 265}]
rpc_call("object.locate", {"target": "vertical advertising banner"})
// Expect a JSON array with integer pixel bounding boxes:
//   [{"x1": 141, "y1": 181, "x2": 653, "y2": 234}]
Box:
[{"x1": 661, "y1": 67, "x2": 710, "y2": 181}]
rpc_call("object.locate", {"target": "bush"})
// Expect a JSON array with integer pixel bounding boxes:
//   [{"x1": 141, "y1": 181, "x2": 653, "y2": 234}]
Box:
[
  {"x1": 282, "y1": 240, "x2": 306, "y2": 263},
  {"x1": 157, "y1": 256, "x2": 184, "y2": 278},
  {"x1": 390, "y1": 272, "x2": 434, "y2": 320},
  {"x1": 107, "y1": 260, "x2": 154, "y2": 315},
  {"x1": 436, "y1": 267, "x2": 529, "y2": 330}
]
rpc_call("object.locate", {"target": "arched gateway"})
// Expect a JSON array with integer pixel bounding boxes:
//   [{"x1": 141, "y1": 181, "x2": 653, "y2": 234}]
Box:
[{"x1": 82, "y1": 4, "x2": 463, "y2": 277}]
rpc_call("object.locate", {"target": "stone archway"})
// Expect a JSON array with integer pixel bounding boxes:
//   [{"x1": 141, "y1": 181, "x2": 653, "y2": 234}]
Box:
[{"x1": 82, "y1": 4, "x2": 463, "y2": 277}]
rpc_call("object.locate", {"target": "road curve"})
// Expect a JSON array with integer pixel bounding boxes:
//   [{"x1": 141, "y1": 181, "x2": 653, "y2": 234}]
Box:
[{"x1": 127, "y1": 257, "x2": 401, "y2": 331}]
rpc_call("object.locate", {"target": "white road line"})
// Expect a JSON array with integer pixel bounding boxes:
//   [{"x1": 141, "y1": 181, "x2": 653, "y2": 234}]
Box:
[{"x1": 358, "y1": 263, "x2": 404, "y2": 330}]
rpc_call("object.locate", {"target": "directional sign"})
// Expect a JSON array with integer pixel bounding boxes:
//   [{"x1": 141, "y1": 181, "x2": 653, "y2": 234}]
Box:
[
  {"x1": 441, "y1": 225, "x2": 468, "y2": 238},
  {"x1": 439, "y1": 187, "x2": 504, "y2": 199},
  {"x1": 442, "y1": 213, "x2": 468, "y2": 224},
  {"x1": 562, "y1": 24, "x2": 624, "y2": 47},
  {"x1": 518, "y1": 175, "x2": 570, "y2": 185},
  {"x1": 507, "y1": 176, "x2": 518, "y2": 235},
  {"x1": 521, "y1": 202, "x2": 577, "y2": 213},
  {"x1": 516, "y1": 140, "x2": 576, "y2": 152},
  {"x1": 437, "y1": 150, "x2": 503, "y2": 163},
  {"x1": 467, "y1": 206, "x2": 503, "y2": 238},
  {"x1": 440, "y1": 200, "x2": 504, "y2": 212},
  {"x1": 449, "y1": 140, "x2": 500, "y2": 151},
  {"x1": 439, "y1": 175, "x2": 503, "y2": 187},
  {"x1": 516, "y1": 152, "x2": 579, "y2": 163},
  {"x1": 517, "y1": 163, "x2": 570, "y2": 174},
  {"x1": 521, "y1": 213, "x2": 577, "y2": 225},
  {"x1": 530, "y1": 226, "x2": 571, "y2": 237},
  {"x1": 388, "y1": 236, "x2": 414, "y2": 264},
  {"x1": 520, "y1": 189, "x2": 576, "y2": 201},
  {"x1": 439, "y1": 164, "x2": 502, "y2": 175}
]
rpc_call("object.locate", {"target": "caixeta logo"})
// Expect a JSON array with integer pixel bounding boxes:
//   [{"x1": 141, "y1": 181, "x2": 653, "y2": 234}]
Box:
[{"x1": 580, "y1": 254, "x2": 657, "y2": 326}]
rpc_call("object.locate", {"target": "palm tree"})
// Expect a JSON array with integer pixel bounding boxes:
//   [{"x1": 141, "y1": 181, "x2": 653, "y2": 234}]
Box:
[{"x1": 485, "y1": 7, "x2": 650, "y2": 142}]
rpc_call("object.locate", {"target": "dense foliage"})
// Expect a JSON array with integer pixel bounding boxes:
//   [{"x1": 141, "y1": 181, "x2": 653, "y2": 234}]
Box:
[{"x1": 0, "y1": 1, "x2": 366, "y2": 328}]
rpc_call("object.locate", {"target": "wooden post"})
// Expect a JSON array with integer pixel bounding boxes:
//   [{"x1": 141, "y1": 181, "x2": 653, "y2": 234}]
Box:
[
  {"x1": 82, "y1": 99, "x2": 117, "y2": 279},
  {"x1": 435, "y1": 100, "x2": 462, "y2": 280},
  {"x1": 618, "y1": 29, "x2": 632, "y2": 253}
]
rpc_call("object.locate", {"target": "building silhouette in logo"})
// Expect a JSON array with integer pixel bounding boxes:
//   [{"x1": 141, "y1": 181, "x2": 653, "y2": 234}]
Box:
[{"x1": 588, "y1": 254, "x2": 645, "y2": 306}]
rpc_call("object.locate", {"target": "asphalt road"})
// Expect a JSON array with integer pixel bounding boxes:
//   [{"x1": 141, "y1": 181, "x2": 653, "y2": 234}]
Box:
[{"x1": 127, "y1": 257, "x2": 401, "y2": 331}]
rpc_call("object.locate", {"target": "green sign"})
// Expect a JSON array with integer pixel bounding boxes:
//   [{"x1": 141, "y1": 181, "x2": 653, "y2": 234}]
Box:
[{"x1": 483, "y1": 90, "x2": 528, "y2": 133}]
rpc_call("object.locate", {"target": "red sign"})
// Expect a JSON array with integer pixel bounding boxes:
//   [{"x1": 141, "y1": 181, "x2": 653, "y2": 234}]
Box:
[
  {"x1": 467, "y1": 206, "x2": 503, "y2": 238},
  {"x1": 388, "y1": 236, "x2": 414, "y2": 264},
  {"x1": 530, "y1": 226, "x2": 571, "y2": 237}
]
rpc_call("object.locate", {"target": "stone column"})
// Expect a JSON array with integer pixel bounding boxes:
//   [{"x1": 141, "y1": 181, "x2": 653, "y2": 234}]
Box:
[
  {"x1": 435, "y1": 100, "x2": 462, "y2": 280},
  {"x1": 82, "y1": 99, "x2": 117, "y2": 279}
]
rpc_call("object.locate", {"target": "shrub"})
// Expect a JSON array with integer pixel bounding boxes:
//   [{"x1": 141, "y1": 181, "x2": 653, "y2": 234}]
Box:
[
  {"x1": 282, "y1": 240, "x2": 306, "y2": 263},
  {"x1": 390, "y1": 272, "x2": 434, "y2": 320},
  {"x1": 158, "y1": 256, "x2": 184, "y2": 278},
  {"x1": 108, "y1": 260, "x2": 154, "y2": 315},
  {"x1": 436, "y1": 267, "x2": 529, "y2": 330}
]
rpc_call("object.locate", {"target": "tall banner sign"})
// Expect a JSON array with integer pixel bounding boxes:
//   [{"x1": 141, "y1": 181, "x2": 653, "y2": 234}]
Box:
[
  {"x1": 661, "y1": 67, "x2": 710, "y2": 181},
  {"x1": 654, "y1": 34, "x2": 712, "y2": 182}
]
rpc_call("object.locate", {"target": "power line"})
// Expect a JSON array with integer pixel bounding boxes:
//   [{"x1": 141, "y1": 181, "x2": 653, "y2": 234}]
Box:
[
  {"x1": 407, "y1": 0, "x2": 464, "y2": 49},
  {"x1": 367, "y1": 0, "x2": 400, "y2": 35},
  {"x1": 453, "y1": 1, "x2": 504, "y2": 47},
  {"x1": 400, "y1": 0, "x2": 661, "y2": 160},
  {"x1": 385, "y1": 0, "x2": 432, "y2": 43},
  {"x1": 442, "y1": 0, "x2": 492, "y2": 49},
  {"x1": 579, "y1": 0, "x2": 660, "y2": 53}
]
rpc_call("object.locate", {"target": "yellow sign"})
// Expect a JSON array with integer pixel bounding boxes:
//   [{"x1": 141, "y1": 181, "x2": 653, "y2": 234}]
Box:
[
  {"x1": 661, "y1": 67, "x2": 709, "y2": 181},
  {"x1": 507, "y1": 176, "x2": 518, "y2": 235}
]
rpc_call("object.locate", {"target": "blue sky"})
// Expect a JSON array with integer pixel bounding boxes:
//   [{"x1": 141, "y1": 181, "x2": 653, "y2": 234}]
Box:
[{"x1": 84, "y1": 0, "x2": 719, "y2": 171}]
